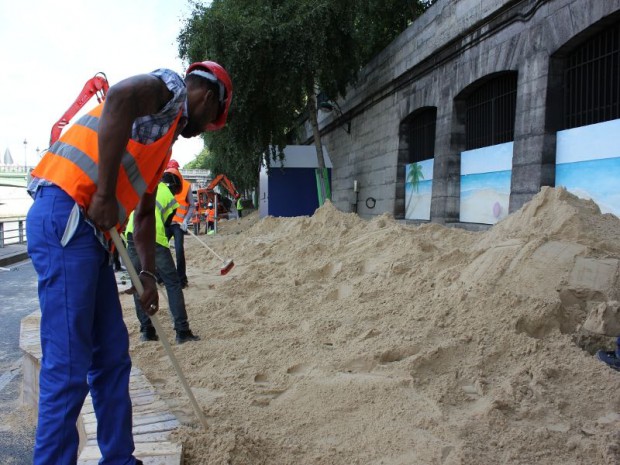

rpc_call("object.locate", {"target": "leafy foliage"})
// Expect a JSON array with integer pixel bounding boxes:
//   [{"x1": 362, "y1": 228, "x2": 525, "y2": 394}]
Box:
[
  {"x1": 178, "y1": 0, "x2": 436, "y2": 191},
  {"x1": 354, "y1": 0, "x2": 436, "y2": 64}
]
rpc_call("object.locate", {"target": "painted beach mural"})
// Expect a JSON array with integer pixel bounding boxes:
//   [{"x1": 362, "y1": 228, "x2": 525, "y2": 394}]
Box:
[
  {"x1": 405, "y1": 158, "x2": 433, "y2": 220},
  {"x1": 556, "y1": 118, "x2": 620, "y2": 217},
  {"x1": 460, "y1": 142, "x2": 513, "y2": 225}
]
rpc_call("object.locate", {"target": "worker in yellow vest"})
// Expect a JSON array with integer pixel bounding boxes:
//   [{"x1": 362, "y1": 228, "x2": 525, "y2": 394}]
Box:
[
  {"x1": 125, "y1": 176, "x2": 199, "y2": 344},
  {"x1": 236, "y1": 196, "x2": 244, "y2": 218},
  {"x1": 164, "y1": 160, "x2": 193, "y2": 288}
]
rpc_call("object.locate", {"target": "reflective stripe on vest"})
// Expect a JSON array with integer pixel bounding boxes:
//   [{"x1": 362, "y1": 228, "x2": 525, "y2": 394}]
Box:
[
  {"x1": 126, "y1": 183, "x2": 179, "y2": 248},
  {"x1": 173, "y1": 179, "x2": 191, "y2": 224},
  {"x1": 32, "y1": 102, "x2": 182, "y2": 230}
]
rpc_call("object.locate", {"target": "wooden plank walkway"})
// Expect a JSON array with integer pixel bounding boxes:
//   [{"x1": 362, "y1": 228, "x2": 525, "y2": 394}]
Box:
[{"x1": 19, "y1": 311, "x2": 183, "y2": 465}]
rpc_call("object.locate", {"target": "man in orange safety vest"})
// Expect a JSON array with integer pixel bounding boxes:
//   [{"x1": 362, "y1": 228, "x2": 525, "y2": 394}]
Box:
[
  {"x1": 164, "y1": 160, "x2": 193, "y2": 288},
  {"x1": 26, "y1": 61, "x2": 232, "y2": 465}
]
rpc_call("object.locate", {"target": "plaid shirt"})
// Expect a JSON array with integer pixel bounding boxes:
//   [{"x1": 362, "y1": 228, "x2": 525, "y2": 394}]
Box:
[
  {"x1": 28, "y1": 68, "x2": 189, "y2": 251},
  {"x1": 131, "y1": 68, "x2": 188, "y2": 143}
]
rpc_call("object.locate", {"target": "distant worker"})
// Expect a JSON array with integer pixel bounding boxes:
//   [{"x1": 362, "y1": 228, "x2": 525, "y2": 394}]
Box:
[
  {"x1": 25, "y1": 60, "x2": 232, "y2": 464},
  {"x1": 206, "y1": 202, "x2": 216, "y2": 233},
  {"x1": 125, "y1": 174, "x2": 200, "y2": 344},
  {"x1": 191, "y1": 202, "x2": 201, "y2": 235},
  {"x1": 164, "y1": 160, "x2": 193, "y2": 289},
  {"x1": 237, "y1": 196, "x2": 244, "y2": 218}
]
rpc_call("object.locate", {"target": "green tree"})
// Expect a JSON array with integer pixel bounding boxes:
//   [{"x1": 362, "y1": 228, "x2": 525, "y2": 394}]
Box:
[
  {"x1": 354, "y1": 0, "x2": 435, "y2": 65},
  {"x1": 184, "y1": 147, "x2": 210, "y2": 170},
  {"x1": 178, "y1": 0, "x2": 436, "y2": 200}
]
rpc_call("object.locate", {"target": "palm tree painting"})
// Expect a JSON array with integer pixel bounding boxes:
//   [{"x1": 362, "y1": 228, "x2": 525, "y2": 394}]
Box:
[
  {"x1": 406, "y1": 160, "x2": 432, "y2": 220},
  {"x1": 407, "y1": 162, "x2": 424, "y2": 196}
]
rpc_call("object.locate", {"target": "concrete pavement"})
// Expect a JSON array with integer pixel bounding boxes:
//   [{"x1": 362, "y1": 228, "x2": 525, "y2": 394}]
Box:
[
  {"x1": 0, "y1": 256, "x2": 38, "y2": 464},
  {"x1": 0, "y1": 243, "x2": 29, "y2": 268}
]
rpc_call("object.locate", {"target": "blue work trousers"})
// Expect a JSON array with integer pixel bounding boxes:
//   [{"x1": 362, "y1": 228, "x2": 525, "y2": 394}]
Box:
[
  {"x1": 27, "y1": 185, "x2": 137, "y2": 465},
  {"x1": 126, "y1": 236, "x2": 190, "y2": 333}
]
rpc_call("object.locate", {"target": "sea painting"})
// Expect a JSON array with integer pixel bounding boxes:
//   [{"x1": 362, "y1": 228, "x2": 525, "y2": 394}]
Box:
[
  {"x1": 556, "y1": 119, "x2": 620, "y2": 217},
  {"x1": 460, "y1": 142, "x2": 513, "y2": 224}
]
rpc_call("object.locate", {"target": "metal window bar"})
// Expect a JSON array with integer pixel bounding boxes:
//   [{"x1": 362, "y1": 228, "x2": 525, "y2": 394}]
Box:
[
  {"x1": 465, "y1": 74, "x2": 517, "y2": 150},
  {"x1": 408, "y1": 108, "x2": 437, "y2": 163},
  {"x1": 564, "y1": 21, "x2": 620, "y2": 130}
]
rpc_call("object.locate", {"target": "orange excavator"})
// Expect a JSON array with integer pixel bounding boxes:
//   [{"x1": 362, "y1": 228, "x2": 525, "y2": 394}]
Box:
[
  {"x1": 196, "y1": 174, "x2": 240, "y2": 220},
  {"x1": 49, "y1": 72, "x2": 109, "y2": 145}
]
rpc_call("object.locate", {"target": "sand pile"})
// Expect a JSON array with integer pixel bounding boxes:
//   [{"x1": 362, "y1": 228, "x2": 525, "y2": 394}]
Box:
[{"x1": 123, "y1": 186, "x2": 620, "y2": 465}]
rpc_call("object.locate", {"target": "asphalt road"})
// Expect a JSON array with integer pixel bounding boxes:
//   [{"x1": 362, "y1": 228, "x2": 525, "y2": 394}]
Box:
[{"x1": 0, "y1": 259, "x2": 39, "y2": 465}]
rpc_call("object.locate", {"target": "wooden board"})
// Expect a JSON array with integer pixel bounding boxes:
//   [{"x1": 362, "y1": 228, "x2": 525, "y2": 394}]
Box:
[{"x1": 18, "y1": 311, "x2": 184, "y2": 465}]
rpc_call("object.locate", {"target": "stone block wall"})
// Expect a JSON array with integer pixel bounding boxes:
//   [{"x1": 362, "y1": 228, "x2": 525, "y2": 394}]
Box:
[{"x1": 300, "y1": 0, "x2": 620, "y2": 224}]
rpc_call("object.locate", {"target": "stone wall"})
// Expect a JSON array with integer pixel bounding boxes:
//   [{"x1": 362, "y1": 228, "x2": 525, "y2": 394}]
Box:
[{"x1": 301, "y1": 0, "x2": 620, "y2": 224}]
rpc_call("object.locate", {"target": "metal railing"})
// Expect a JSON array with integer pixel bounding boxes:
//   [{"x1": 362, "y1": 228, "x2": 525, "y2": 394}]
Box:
[
  {"x1": 0, "y1": 217, "x2": 27, "y2": 247},
  {"x1": 0, "y1": 166, "x2": 30, "y2": 173}
]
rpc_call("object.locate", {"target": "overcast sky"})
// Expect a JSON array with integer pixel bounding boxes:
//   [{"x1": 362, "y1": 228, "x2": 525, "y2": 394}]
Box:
[{"x1": 0, "y1": 0, "x2": 208, "y2": 168}]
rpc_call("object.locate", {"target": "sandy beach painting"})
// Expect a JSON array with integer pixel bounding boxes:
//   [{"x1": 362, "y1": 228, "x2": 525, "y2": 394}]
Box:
[
  {"x1": 460, "y1": 142, "x2": 512, "y2": 224},
  {"x1": 405, "y1": 159, "x2": 433, "y2": 220},
  {"x1": 556, "y1": 118, "x2": 620, "y2": 217}
]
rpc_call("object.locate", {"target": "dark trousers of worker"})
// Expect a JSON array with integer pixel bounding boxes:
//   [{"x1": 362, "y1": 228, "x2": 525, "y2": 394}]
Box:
[
  {"x1": 165, "y1": 223, "x2": 187, "y2": 286},
  {"x1": 27, "y1": 185, "x2": 136, "y2": 465},
  {"x1": 126, "y1": 235, "x2": 190, "y2": 333}
]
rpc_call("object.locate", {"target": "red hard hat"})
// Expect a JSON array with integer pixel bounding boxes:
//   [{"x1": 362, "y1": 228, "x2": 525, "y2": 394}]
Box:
[
  {"x1": 186, "y1": 60, "x2": 233, "y2": 131},
  {"x1": 167, "y1": 159, "x2": 180, "y2": 169},
  {"x1": 164, "y1": 167, "x2": 183, "y2": 181},
  {"x1": 162, "y1": 168, "x2": 183, "y2": 195}
]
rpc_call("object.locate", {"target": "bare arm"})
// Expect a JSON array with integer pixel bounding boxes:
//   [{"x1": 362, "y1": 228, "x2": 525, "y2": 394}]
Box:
[
  {"x1": 133, "y1": 191, "x2": 159, "y2": 314},
  {"x1": 87, "y1": 74, "x2": 173, "y2": 230}
]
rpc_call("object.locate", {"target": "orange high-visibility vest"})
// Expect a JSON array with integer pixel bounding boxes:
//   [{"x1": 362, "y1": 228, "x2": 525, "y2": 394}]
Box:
[
  {"x1": 173, "y1": 179, "x2": 191, "y2": 224},
  {"x1": 32, "y1": 102, "x2": 182, "y2": 229},
  {"x1": 206, "y1": 208, "x2": 216, "y2": 221}
]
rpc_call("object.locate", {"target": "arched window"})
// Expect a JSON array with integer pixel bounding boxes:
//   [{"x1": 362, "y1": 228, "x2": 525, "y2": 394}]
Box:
[
  {"x1": 563, "y1": 20, "x2": 620, "y2": 129},
  {"x1": 408, "y1": 107, "x2": 437, "y2": 163},
  {"x1": 465, "y1": 73, "x2": 518, "y2": 150},
  {"x1": 396, "y1": 107, "x2": 437, "y2": 220}
]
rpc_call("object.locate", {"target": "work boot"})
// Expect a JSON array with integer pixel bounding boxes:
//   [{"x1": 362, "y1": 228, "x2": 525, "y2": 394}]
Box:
[
  {"x1": 176, "y1": 329, "x2": 200, "y2": 344},
  {"x1": 135, "y1": 460, "x2": 143, "y2": 465},
  {"x1": 140, "y1": 327, "x2": 159, "y2": 342},
  {"x1": 596, "y1": 350, "x2": 620, "y2": 371}
]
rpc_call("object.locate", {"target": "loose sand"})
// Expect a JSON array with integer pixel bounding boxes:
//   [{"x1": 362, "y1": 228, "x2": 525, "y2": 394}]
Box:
[{"x1": 122, "y1": 186, "x2": 620, "y2": 465}]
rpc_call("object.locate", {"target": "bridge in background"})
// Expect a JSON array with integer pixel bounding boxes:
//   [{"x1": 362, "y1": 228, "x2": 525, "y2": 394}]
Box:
[
  {"x1": 0, "y1": 167, "x2": 211, "y2": 189},
  {"x1": 180, "y1": 169, "x2": 211, "y2": 189},
  {"x1": 0, "y1": 168, "x2": 30, "y2": 188}
]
